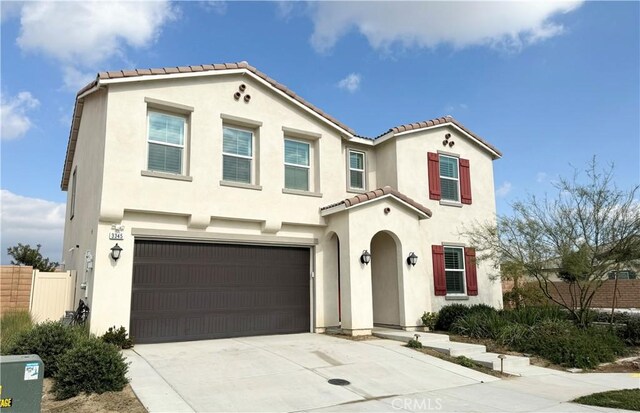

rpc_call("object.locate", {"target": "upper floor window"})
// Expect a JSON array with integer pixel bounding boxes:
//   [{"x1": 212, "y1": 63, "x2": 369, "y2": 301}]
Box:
[
  {"x1": 428, "y1": 152, "x2": 472, "y2": 204},
  {"x1": 348, "y1": 150, "x2": 365, "y2": 191},
  {"x1": 223, "y1": 126, "x2": 253, "y2": 184},
  {"x1": 284, "y1": 139, "x2": 310, "y2": 191},
  {"x1": 439, "y1": 155, "x2": 459, "y2": 202},
  {"x1": 147, "y1": 111, "x2": 186, "y2": 174}
]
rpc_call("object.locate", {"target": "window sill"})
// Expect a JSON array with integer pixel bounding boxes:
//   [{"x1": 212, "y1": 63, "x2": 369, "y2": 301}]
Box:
[
  {"x1": 445, "y1": 294, "x2": 469, "y2": 301},
  {"x1": 439, "y1": 200, "x2": 463, "y2": 208},
  {"x1": 141, "y1": 170, "x2": 193, "y2": 182},
  {"x1": 282, "y1": 188, "x2": 323, "y2": 198},
  {"x1": 220, "y1": 180, "x2": 262, "y2": 191},
  {"x1": 347, "y1": 188, "x2": 367, "y2": 194}
]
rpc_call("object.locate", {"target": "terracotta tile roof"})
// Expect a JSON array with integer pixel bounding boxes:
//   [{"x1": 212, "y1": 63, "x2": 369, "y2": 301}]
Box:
[
  {"x1": 321, "y1": 186, "x2": 432, "y2": 218},
  {"x1": 61, "y1": 61, "x2": 501, "y2": 190},
  {"x1": 373, "y1": 116, "x2": 502, "y2": 156}
]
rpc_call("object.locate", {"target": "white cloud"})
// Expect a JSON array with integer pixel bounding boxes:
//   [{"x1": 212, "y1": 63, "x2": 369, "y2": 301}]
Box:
[
  {"x1": 310, "y1": 1, "x2": 583, "y2": 53},
  {"x1": 1, "y1": 91, "x2": 40, "y2": 140},
  {"x1": 1, "y1": 1, "x2": 23, "y2": 22},
  {"x1": 496, "y1": 181, "x2": 513, "y2": 197},
  {"x1": 1, "y1": 190, "x2": 66, "y2": 265},
  {"x1": 200, "y1": 1, "x2": 227, "y2": 15},
  {"x1": 444, "y1": 103, "x2": 469, "y2": 113},
  {"x1": 16, "y1": 1, "x2": 177, "y2": 90},
  {"x1": 338, "y1": 73, "x2": 362, "y2": 93}
]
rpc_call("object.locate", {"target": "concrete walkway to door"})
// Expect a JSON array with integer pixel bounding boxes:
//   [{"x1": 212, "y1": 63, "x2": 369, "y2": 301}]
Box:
[{"x1": 124, "y1": 334, "x2": 639, "y2": 413}]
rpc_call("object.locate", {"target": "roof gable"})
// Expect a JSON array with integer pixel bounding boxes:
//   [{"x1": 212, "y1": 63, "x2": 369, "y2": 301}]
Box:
[{"x1": 321, "y1": 186, "x2": 432, "y2": 220}]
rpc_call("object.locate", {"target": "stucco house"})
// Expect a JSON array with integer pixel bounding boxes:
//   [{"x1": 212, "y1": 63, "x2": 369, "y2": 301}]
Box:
[{"x1": 61, "y1": 61, "x2": 503, "y2": 344}]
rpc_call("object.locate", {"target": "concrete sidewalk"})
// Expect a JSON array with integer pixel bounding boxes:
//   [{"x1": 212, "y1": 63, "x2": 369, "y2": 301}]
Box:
[{"x1": 124, "y1": 334, "x2": 639, "y2": 413}]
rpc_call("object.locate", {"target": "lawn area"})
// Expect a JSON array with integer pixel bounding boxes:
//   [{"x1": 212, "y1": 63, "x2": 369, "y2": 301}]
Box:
[
  {"x1": 574, "y1": 389, "x2": 640, "y2": 411},
  {"x1": 0, "y1": 310, "x2": 34, "y2": 352}
]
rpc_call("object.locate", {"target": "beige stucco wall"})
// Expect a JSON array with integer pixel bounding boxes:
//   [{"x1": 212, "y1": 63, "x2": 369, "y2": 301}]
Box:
[
  {"x1": 61, "y1": 70, "x2": 502, "y2": 335},
  {"x1": 62, "y1": 90, "x2": 108, "y2": 313}
]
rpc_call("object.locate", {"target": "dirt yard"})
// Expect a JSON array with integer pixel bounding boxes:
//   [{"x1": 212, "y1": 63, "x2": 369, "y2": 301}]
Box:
[{"x1": 41, "y1": 378, "x2": 147, "y2": 413}]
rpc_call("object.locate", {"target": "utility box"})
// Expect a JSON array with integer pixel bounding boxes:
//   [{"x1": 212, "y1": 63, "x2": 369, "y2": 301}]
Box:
[{"x1": 0, "y1": 355, "x2": 44, "y2": 412}]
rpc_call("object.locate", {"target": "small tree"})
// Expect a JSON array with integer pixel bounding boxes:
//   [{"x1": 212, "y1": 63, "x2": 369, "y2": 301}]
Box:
[
  {"x1": 466, "y1": 159, "x2": 640, "y2": 328},
  {"x1": 7, "y1": 243, "x2": 59, "y2": 272}
]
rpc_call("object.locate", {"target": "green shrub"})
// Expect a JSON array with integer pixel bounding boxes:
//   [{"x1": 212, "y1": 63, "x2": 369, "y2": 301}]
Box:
[
  {"x1": 435, "y1": 304, "x2": 471, "y2": 331},
  {"x1": 53, "y1": 337, "x2": 129, "y2": 400},
  {"x1": 622, "y1": 315, "x2": 640, "y2": 345},
  {"x1": 502, "y1": 306, "x2": 566, "y2": 326},
  {"x1": 0, "y1": 311, "x2": 33, "y2": 354},
  {"x1": 456, "y1": 356, "x2": 476, "y2": 368},
  {"x1": 407, "y1": 338, "x2": 423, "y2": 348},
  {"x1": 421, "y1": 312, "x2": 438, "y2": 330},
  {"x1": 497, "y1": 323, "x2": 533, "y2": 348},
  {"x1": 5, "y1": 321, "x2": 75, "y2": 377},
  {"x1": 101, "y1": 326, "x2": 134, "y2": 349},
  {"x1": 451, "y1": 311, "x2": 507, "y2": 339},
  {"x1": 468, "y1": 304, "x2": 498, "y2": 315},
  {"x1": 523, "y1": 320, "x2": 626, "y2": 369}
]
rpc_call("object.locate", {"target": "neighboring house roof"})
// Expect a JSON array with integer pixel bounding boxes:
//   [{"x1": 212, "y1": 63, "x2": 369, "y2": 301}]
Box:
[
  {"x1": 61, "y1": 61, "x2": 502, "y2": 190},
  {"x1": 320, "y1": 186, "x2": 432, "y2": 219}
]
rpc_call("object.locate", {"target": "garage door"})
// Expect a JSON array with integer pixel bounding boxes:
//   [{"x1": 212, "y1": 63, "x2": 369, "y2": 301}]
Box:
[{"x1": 130, "y1": 240, "x2": 310, "y2": 343}]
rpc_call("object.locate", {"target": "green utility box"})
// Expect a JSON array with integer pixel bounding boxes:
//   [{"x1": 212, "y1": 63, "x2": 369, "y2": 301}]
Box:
[{"x1": 0, "y1": 355, "x2": 44, "y2": 412}]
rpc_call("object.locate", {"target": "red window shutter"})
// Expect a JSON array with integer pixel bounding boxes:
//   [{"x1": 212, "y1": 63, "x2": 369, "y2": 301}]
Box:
[
  {"x1": 460, "y1": 158, "x2": 472, "y2": 204},
  {"x1": 465, "y1": 248, "x2": 478, "y2": 296},
  {"x1": 432, "y1": 245, "x2": 446, "y2": 296},
  {"x1": 428, "y1": 152, "x2": 441, "y2": 200}
]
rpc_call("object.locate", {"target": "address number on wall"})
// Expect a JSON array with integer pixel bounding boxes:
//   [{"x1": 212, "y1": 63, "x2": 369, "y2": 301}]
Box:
[{"x1": 109, "y1": 232, "x2": 124, "y2": 240}]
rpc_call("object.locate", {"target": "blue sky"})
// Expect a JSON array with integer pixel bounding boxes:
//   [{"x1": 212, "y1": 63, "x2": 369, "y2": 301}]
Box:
[{"x1": 1, "y1": 1, "x2": 639, "y2": 263}]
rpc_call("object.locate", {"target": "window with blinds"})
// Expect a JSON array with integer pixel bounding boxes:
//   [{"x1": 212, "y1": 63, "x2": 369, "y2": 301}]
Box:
[
  {"x1": 444, "y1": 246, "x2": 465, "y2": 294},
  {"x1": 284, "y1": 139, "x2": 310, "y2": 191},
  {"x1": 147, "y1": 111, "x2": 186, "y2": 174},
  {"x1": 439, "y1": 155, "x2": 460, "y2": 202},
  {"x1": 348, "y1": 150, "x2": 365, "y2": 190},
  {"x1": 223, "y1": 126, "x2": 253, "y2": 183}
]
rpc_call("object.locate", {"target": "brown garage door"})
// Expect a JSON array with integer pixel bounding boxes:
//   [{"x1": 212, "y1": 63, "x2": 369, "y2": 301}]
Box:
[{"x1": 130, "y1": 240, "x2": 310, "y2": 343}]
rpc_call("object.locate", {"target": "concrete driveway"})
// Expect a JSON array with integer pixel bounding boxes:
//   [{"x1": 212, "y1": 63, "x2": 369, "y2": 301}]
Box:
[{"x1": 124, "y1": 334, "x2": 639, "y2": 412}]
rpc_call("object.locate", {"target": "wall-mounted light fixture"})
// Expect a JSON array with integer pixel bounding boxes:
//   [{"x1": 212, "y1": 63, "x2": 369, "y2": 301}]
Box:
[
  {"x1": 110, "y1": 243, "x2": 123, "y2": 261},
  {"x1": 407, "y1": 252, "x2": 418, "y2": 266},
  {"x1": 360, "y1": 250, "x2": 371, "y2": 265}
]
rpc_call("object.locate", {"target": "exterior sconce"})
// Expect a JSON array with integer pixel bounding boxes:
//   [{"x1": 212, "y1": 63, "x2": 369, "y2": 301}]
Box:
[
  {"x1": 407, "y1": 252, "x2": 418, "y2": 266},
  {"x1": 360, "y1": 250, "x2": 371, "y2": 265},
  {"x1": 110, "y1": 243, "x2": 123, "y2": 261}
]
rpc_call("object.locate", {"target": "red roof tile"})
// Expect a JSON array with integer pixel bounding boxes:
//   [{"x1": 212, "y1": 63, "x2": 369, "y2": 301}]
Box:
[{"x1": 321, "y1": 186, "x2": 432, "y2": 218}]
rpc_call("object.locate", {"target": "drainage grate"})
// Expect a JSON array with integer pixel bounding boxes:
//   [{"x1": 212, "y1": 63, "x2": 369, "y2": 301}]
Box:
[{"x1": 328, "y1": 378, "x2": 351, "y2": 386}]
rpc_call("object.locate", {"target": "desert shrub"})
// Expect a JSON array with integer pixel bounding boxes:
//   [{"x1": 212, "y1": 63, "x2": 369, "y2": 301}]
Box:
[
  {"x1": 523, "y1": 320, "x2": 626, "y2": 369},
  {"x1": 451, "y1": 311, "x2": 507, "y2": 339},
  {"x1": 421, "y1": 312, "x2": 438, "y2": 331},
  {"x1": 434, "y1": 304, "x2": 471, "y2": 331},
  {"x1": 0, "y1": 310, "x2": 33, "y2": 354},
  {"x1": 53, "y1": 336, "x2": 129, "y2": 400},
  {"x1": 5, "y1": 321, "x2": 75, "y2": 377},
  {"x1": 101, "y1": 326, "x2": 134, "y2": 349}
]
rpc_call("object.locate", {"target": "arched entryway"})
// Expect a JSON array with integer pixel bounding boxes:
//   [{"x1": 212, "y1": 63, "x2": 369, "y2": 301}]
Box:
[{"x1": 370, "y1": 231, "x2": 401, "y2": 327}]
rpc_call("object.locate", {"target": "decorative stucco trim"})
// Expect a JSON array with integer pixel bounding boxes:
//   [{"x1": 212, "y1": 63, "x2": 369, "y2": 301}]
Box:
[
  {"x1": 220, "y1": 180, "x2": 262, "y2": 191},
  {"x1": 282, "y1": 188, "x2": 323, "y2": 198},
  {"x1": 131, "y1": 228, "x2": 318, "y2": 246},
  {"x1": 439, "y1": 200, "x2": 463, "y2": 208},
  {"x1": 141, "y1": 170, "x2": 193, "y2": 182},
  {"x1": 144, "y1": 97, "x2": 194, "y2": 114},
  {"x1": 282, "y1": 126, "x2": 322, "y2": 141},
  {"x1": 220, "y1": 113, "x2": 263, "y2": 128}
]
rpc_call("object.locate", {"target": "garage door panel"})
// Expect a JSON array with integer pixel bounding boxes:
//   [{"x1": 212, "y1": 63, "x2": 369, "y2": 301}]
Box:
[{"x1": 131, "y1": 240, "x2": 310, "y2": 343}]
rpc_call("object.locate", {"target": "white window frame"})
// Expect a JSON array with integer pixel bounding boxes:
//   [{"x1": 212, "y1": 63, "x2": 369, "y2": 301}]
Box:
[
  {"x1": 348, "y1": 149, "x2": 366, "y2": 191},
  {"x1": 70, "y1": 167, "x2": 77, "y2": 220},
  {"x1": 439, "y1": 154, "x2": 460, "y2": 202},
  {"x1": 444, "y1": 246, "x2": 466, "y2": 295},
  {"x1": 146, "y1": 110, "x2": 187, "y2": 175},
  {"x1": 284, "y1": 138, "x2": 311, "y2": 191},
  {"x1": 222, "y1": 125, "x2": 254, "y2": 184}
]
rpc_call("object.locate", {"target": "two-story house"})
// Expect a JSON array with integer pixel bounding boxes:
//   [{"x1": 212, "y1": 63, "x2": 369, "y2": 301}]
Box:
[{"x1": 61, "y1": 61, "x2": 502, "y2": 344}]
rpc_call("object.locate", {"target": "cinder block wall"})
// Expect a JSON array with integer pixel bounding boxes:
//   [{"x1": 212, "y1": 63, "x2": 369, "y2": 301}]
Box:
[
  {"x1": 549, "y1": 279, "x2": 640, "y2": 310},
  {"x1": 0, "y1": 266, "x2": 33, "y2": 315}
]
